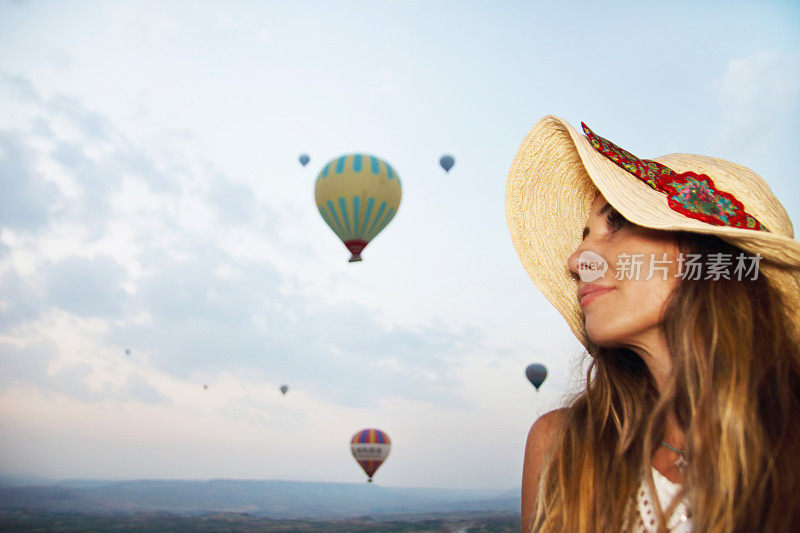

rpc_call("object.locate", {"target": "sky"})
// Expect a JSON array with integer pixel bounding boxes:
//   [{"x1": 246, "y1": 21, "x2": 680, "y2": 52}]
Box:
[{"x1": 0, "y1": 0, "x2": 798, "y2": 491}]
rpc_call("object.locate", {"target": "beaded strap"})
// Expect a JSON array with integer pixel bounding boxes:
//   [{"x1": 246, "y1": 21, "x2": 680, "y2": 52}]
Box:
[{"x1": 582, "y1": 123, "x2": 768, "y2": 232}]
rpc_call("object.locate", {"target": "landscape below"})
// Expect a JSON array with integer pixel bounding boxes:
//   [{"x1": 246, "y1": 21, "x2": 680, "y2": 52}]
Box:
[{"x1": 0, "y1": 478, "x2": 519, "y2": 531}]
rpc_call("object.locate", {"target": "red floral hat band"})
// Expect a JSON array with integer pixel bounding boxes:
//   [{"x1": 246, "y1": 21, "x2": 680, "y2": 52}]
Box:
[{"x1": 581, "y1": 122, "x2": 769, "y2": 232}]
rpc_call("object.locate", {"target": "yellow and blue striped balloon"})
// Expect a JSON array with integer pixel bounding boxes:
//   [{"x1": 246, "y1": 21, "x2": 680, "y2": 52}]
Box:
[{"x1": 314, "y1": 154, "x2": 402, "y2": 262}]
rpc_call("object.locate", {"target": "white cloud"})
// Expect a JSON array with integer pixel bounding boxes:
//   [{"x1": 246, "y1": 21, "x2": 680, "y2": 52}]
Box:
[{"x1": 714, "y1": 51, "x2": 800, "y2": 153}]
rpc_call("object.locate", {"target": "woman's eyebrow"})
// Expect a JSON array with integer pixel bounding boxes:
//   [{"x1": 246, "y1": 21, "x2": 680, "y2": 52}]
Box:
[{"x1": 582, "y1": 202, "x2": 613, "y2": 239}]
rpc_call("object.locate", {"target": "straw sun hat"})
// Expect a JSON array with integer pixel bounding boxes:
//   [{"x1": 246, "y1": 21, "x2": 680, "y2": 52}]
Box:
[{"x1": 505, "y1": 115, "x2": 800, "y2": 349}]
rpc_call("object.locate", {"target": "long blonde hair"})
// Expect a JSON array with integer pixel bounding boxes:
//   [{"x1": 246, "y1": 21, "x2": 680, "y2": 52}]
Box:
[{"x1": 531, "y1": 232, "x2": 800, "y2": 532}]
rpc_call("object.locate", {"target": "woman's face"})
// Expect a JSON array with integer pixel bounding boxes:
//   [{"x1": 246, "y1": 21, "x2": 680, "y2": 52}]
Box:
[{"x1": 567, "y1": 193, "x2": 682, "y2": 349}]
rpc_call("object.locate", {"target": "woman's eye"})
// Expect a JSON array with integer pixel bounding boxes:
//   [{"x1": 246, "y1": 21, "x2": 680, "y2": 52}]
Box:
[{"x1": 606, "y1": 209, "x2": 628, "y2": 232}]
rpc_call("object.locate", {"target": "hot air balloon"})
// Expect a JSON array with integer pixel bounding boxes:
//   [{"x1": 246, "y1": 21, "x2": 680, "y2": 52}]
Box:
[
  {"x1": 124, "y1": 348, "x2": 131, "y2": 357},
  {"x1": 525, "y1": 363, "x2": 547, "y2": 391},
  {"x1": 315, "y1": 154, "x2": 401, "y2": 262},
  {"x1": 280, "y1": 384, "x2": 289, "y2": 395},
  {"x1": 351, "y1": 428, "x2": 391, "y2": 482},
  {"x1": 203, "y1": 384, "x2": 209, "y2": 390},
  {"x1": 439, "y1": 155, "x2": 455, "y2": 173},
  {"x1": 299, "y1": 154, "x2": 310, "y2": 167}
]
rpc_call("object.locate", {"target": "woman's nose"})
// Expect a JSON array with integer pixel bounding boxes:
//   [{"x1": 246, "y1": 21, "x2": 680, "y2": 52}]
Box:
[{"x1": 567, "y1": 244, "x2": 584, "y2": 281}]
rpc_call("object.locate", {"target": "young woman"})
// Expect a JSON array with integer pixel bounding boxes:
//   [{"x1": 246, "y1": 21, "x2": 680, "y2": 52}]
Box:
[{"x1": 505, "y1": 116, "x2": 800, "y2": 532}]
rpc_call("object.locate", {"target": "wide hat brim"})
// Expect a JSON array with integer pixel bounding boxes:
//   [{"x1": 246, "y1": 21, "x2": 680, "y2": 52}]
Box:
[{"x1": 505, "y1": 115, "x2": 800, "y2": 349}]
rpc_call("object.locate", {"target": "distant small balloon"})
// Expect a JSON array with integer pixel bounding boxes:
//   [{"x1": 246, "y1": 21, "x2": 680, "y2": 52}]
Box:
[
  {"x1": 124, "y1": 348, "x2": 131, "y2": 357},
  {"x1": 439, "y1": 155, "x2": 455, "y2": 173},
  {"x1": 203, "y1": 384, "x2": 209, "y2": 390},
  {"x1": 525, "y1": 363, "x2": 548, "y2": 391},
  {"x1": 299, "y1": 154, "x2": 310, "y2": 167},
  {"x1": 280, "y1": 385, "x2": 289, "y2": 395}
]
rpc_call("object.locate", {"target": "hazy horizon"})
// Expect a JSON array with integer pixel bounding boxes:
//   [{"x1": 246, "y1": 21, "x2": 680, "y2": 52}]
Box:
[{"x1": 0, "y1": 470, "x2": 520, "y2": 493}]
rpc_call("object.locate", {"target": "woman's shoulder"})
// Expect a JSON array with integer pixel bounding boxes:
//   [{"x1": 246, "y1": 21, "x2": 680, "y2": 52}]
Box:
[
  {"x1": 523, "y1": 409, "x2": 567, "y2": 483},
  {"x1": 526, "y1": 408, "x2": 566, "y2": 451},
  {"x1": 521, "y1": 409, "x2": 567, "y2": 531}
]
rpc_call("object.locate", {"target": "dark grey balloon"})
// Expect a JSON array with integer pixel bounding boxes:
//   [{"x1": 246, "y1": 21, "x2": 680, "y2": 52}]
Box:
[
  {"x1": 299, "y1": 154, "x2": 310, "y2": 167},
  {"x1": 525, "y1": 363, "x2": 547, "y2": 391},
  {"x1": 439, "y1": 155, "x2": 455, "y2": 172}
]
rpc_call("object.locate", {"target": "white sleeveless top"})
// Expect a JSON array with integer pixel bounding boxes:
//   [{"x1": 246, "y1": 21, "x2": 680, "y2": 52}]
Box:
[{"x1": 632, "y1": 468, "x2": 692, "y2": 532}]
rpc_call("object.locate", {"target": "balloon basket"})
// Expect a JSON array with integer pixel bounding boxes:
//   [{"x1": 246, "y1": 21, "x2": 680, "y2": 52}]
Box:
[
  {"x1": 344, "y1": 240, "x2": 368, "y2": 263},
  {"x1": 367, "y1": 478, "x2": 373, "y2": 483}
]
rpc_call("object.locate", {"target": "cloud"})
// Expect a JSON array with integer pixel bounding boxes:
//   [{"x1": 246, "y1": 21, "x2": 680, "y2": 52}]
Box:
[
  {"x1": 0, "y1": 71, "x2": 40, "y2": 104},
  {"x1": 47, "y1": 94, "x2": 117, "y2": 143},
  {"x1": 0, "y1": 339, "x2": 108, "y2": 403},
  {"x1": 0, "y1": 340, "x2": 56, "y2": 391},
  {"x1": 0, "y1": 74, "x2": 485, "y2": 412},
  {"x1": 108, "y1": 241, "x2": 477, "y2": 408},
  {"x1": 0, "y1": 130, "x2": 63, "y2": 232},
  {"x1": 46, "y1": 255, "x2": 128, "y2": 318},
  {"x1": 713, "y1": 51, "x2": 800, "y2": 153},
  {"x1": 123, "y1": 373, "x2": 169, "y2": 404},
  {"x1": 0, "y1": 72, "x2": 260, "y2": 243},
  {"x1": 0, "y1": 269, "x2": 48, "y2": 330},
  {"x1": 207, "y1": 170, "x2": 258, "y2": 226}
]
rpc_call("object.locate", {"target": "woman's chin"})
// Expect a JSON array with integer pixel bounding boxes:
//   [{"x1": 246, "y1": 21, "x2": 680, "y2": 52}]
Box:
[{"x1": 585, "y1": 323, "x2": 626, "y2": 348}]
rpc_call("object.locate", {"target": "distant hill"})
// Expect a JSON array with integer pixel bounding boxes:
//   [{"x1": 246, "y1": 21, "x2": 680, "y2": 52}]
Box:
[{"x1": 0, "y1": 479, "x2": 519, "y2": 519}]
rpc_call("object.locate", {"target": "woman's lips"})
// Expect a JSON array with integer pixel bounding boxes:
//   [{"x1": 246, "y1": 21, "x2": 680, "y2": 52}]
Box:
[{"x1": 580, "y1": 287, "x2": 614, "y2": 307}]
